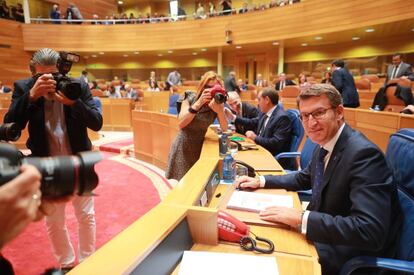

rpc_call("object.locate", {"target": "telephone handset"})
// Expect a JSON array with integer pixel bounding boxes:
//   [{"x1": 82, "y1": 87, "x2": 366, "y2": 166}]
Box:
[
  {"x1": 218, "y1": 210, "x2": 274, "y2": 254},
  {"x1": 235, "y1": 160, "x2": 256, "y2": 178}
]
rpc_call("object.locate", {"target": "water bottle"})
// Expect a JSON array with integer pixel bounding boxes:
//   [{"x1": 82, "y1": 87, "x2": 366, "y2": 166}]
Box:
[{"x1": 222, "y1": 152, "x2": 235, "y2": 183}]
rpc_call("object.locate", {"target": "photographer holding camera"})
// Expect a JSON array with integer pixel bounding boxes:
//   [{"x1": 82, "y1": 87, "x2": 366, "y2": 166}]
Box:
[
  {"x1": 165, "y1": 71, "x2": 228, "y2": 181},
  {"x1": 4, "y1": 48, "x2": 103, "y2": 271}
]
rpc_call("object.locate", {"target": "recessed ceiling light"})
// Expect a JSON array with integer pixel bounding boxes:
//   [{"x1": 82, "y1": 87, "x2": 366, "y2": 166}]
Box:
[
  {"x1": 158, "y1": 54, "x2": 163, "y2": 57},
  {"x1": 134, "y1": 51, "x2": 139, "y2": 54},
  {"x1": 201, "y1": 48, "x2": 207, "y2": 51},
  {"x1": 272, "y1": 41, "x2": 279, "y2": 45},
  {"x1": 314, "y1": 36, "x2": 323, "y2": 40},
  {"x1": 99, "y1": 52, "x2": 104, "y2": 55},
  {"x1": 168, "y1": 50, "x2": 173, "y2": 54},
  {"x1": 123, "y1": 54, "x2": 128, "y2": 57},
  {"x1": 84, "y1": 56, "x2": 89, "y2": 59},
  {"x1": 411, "y1": 28, "x2": 414, "y2": 32},
  {"x1": 352, "y1": 36, "x2": 360, "y2": 41},
  {"x1": 365, "y1": 28, "x2": 375, "y2": 32},
  {"x1": 91, "y1": 54, "x2": 97, "y2": 58},
  {"x1": 192, "y1": 52, "x2": 198, "y2": 55},
  {"x1": 235, "y1": 45, "x2": 242, "y2": 49},
  {"x1": 118, "y1": 1, "x2": 123, "y2": 4},
  {"x1": 301, "y1": 43, "x2": 308, "y2": 46}
]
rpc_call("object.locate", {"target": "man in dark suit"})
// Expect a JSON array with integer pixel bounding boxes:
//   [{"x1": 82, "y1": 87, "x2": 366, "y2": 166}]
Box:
[
  {"x1": 331, "y1": 59, "x2": 360, "y2": 108},
  {"x1": 274, "y1": 73, "x2": 296, "y2": 91},
  {"x1": 385, "y1": 53, "x2": 414, "y2": 84},
  {"x1": 225, "y1": 91, "x2": 260, "y2": 134},
  {"x1": 236, "y1": 84, "x2": 401, "y2": 274},
  {"x1": 225, "y1": 87, "x2": 292, "y2": 168},
  {"x1": 4, "y1": 48, "x2": 102, "y2": 271},
  {"x1": 224, "y1": 71, "x2": 241, "y2": 93}
]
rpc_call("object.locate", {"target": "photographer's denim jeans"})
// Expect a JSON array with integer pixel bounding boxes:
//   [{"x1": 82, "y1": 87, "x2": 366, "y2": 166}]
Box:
[{"x1": 45, "y1": 196, "x2": 96, "y2": 268}]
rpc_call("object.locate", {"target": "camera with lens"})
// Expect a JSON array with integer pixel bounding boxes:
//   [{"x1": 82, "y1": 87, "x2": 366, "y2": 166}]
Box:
[
  {"x1": 0, "y1": 123, "x2": 21, "y2": 142},
  {"x1": 0, "y1": 143, "x2": 102, "y2": 199},
  {"x1": 210, "y1": 84, "x2": 228, "y2": 104},
  {"x1": 33, "y1": 52, "x2": 82, "y2": 101}
]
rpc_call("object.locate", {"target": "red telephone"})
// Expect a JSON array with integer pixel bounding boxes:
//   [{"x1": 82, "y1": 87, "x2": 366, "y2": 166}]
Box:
[
  {"x1": 217, "y1": 210, "x2": 250, "y2": 242},
  {"x1": 217, "y1": 210, "x2": 275, "y2": 254}
]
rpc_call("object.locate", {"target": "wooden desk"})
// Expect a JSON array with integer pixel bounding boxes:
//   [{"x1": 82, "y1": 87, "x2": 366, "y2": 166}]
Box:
[
  {"x1": 141, "y1": 91, "x2": 170, "y2": 113},
  {"x1": 101, "y1": 98, "x2": 135, "y2": 131}
]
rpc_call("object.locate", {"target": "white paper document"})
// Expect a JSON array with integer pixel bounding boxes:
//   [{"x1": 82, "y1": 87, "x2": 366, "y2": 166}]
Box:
[
  {"x1": 178, "y1": 251, "x2": 279, "y2": 275},
  {"x1": 227, "y1": 191, "x2": 294, "y2": 212}
]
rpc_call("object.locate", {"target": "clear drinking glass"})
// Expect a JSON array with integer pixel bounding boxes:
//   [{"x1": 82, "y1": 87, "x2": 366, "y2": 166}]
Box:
[{"x1": 228, "y1": 142, "x2": 238, "y2": 157}]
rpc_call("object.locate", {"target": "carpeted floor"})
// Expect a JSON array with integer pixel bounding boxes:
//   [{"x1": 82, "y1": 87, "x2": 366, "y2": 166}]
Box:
[{"x1": 2, "y1": 139, "x2": 171, "y2": 274}]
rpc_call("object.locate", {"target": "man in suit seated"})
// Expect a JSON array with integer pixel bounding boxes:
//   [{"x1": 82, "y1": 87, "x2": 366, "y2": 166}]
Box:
[
  {"x1": 274, "y1": 73, "x2": 296, "y2": 91},
  {"x1": 225, "y1": 87, "x2": 292, "y2": 168},
  {"x1": 225, "y1": 91, "x2": 260, "y2": 134},
  {"x1": 254, "y1": 73, "x2": 264, "y2": 87},
  {"x1": 331, "y1": 59, "x2": 360, "y2": 108},
  {"x1": 0, "y1": 81, "x2": 11, "y2": 93},
  {"x1": 235, "y1": 84, "x2": 401, "y2": 274},
  {"x1": 385, "y1": 53, "x2": 414, "y2": 84}
]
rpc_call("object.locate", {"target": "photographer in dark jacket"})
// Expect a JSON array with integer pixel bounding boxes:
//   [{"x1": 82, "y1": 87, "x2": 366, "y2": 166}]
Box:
[{"x1": 4, "y1": 48, "x2": 102, "y2": 272}]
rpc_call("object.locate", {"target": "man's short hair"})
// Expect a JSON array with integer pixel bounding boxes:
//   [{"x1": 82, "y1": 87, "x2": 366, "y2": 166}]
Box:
[
  {"x1": 297, "y1": 84, "x2": 343, "y2": 109},
  {"x1": 393, "y1": 53, "x2": 402, "y2": 58},
  {"x1": 227, "y1": 91, "x2": 241, "y2": 101},
  {"x1": 29, "y1": 48, "x2": 59, "y2": 75},
  {"x1": 82, "y1": 70, "x2": 88, "y2": 75},
  {"x1": 332, "y1": 59, "x2": 345, "y2": 68},
  {"x1": 260, "y1": 87, "x2": 279, "y2": 105}
]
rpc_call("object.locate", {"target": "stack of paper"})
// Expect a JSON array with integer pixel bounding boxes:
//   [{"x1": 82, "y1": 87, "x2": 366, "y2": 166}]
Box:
[
  {"x1": 227, "y1": 191, "x2": 293, "y2": 213},
  {"x1": 179, "y1": 251, "x2": 279, "y2": 275}
]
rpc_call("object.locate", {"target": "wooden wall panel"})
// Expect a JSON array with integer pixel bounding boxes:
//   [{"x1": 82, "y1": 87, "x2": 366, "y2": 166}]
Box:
[
  {"x1": 21, "y1": 0, "x2": 414, "y2": 52},
  {"x1": 0, "y1": 20, "x2": 31, "y2": 87}
]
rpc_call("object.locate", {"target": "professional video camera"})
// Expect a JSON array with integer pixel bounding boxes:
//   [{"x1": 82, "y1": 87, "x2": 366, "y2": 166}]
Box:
[
  {"x1": 0, "y1": 143, "x2": 102, "y2": 199},
  {"x1": 0, "y1": 123, "x2": 21, "y2": 142},
  {"x1": 33, "y1": 52, "x2": 82, "y2": 100},
  {"x1": 210, "y1": 84, "x2": 228, "y2": 104}
]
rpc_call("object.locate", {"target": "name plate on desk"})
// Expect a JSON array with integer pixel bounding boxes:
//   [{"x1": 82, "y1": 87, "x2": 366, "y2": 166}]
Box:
[{"x1": 179, "y1": 251, "x2": 279, "y2": 275}]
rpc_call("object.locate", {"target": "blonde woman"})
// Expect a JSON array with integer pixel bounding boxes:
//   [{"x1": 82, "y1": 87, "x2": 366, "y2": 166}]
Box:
[{"x1": 165, "y1": 71, "x2": 228, "y2": 180}]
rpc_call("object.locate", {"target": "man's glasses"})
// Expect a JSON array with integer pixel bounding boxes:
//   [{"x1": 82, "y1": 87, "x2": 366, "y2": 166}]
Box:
[{"x1": 300, "y1": 107, "x2": 334, "y2": 121}]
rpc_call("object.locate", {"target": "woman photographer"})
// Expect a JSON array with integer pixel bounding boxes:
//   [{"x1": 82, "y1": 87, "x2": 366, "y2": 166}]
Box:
[{"x1": 165, "y1": 71, "x2": 228, "y2": 181}]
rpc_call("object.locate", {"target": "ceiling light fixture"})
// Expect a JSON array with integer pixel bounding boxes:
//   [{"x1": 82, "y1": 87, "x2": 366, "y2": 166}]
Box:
[
  {"x1": 168, "y1": 50, "x2": 173, "y2": 54},
  {"x1": 158, "y1": 54, "x2": 163, "y2": 57},
  {"x1": 352, "y1": 36, "x2": 360, "y2": 41},
  {"x1": 272, "y1": 42, "x2": 279, "y2": 45},
  {"x1": 118, "y1": 1, "x2": 123, "y2": 5},
  {"x1": 301, "y1": 43, "x2": 308, "y2": 46},
  {"x1": 192, "y1": 52, "x2": 198, "y2": 55},
  {"x1": 365, "y1": 28, "x2": 375, "y2": 33},
  {"x1": 134, "y1": 51, "x2": 139, "y2": 54},
  {"x1": 314, "y1": 36, "x2": 323, "y2": 40},
  {"x1": 201, "y1": 48, "x2": 207, "y2": 51},
  {"x1": 91, "y1": 54, "x2": 97, "y2": 58},
  {"x1": 235, "y1": 45, "x2": 242, "y2": 49},
  {"x1": 99, "y1": 52, "x2": 104, "y2": 55},
  {"x1": 123, "y1": 54, "x2": 128, "y2": 57}
]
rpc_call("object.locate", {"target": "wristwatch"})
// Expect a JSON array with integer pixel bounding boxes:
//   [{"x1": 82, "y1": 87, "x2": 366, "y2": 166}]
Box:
[{"x1": 296, "y1": 210, "x2": 305, "y2": 232}]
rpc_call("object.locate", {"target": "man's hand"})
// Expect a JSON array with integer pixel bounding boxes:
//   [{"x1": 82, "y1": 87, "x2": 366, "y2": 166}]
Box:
[
  {"x1": 53, "y1": 91, "x2": 76, "y2": 106},
  {"x1": 224, "y1": 107, "x2": 236, "y2": 121},
  {"x1": 234, "y1": 175, "x2": 260, "y2": 189},
  {"x1": 0, "y1": 165, "x2": 42, "y2": 249},
  {"x1": 245, "y1": 130, "x2": 257, "y2": 140},
  {"x1": 259, "y1": 206, "x2": 303, "y2": 229},
  {"x1": 29, "y1": 74, "x2": 56, "y2": 102}
]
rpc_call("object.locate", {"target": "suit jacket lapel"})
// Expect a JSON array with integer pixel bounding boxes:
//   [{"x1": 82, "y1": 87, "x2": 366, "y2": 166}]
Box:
[{"x1": 316, "y1": 124, "x2": 351, "y2": 209}]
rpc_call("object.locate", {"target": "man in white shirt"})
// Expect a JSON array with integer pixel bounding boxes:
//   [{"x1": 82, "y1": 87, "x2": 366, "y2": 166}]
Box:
[{"x1": 235, "y1": 84, "x2": 401, "y2": 274}]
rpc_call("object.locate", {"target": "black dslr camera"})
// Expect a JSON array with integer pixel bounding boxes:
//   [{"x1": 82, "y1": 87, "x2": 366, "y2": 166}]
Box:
[
  {"x1": 210, "y1": 84, "x2": 228, "y2": 104},
  {"x1": 0, "y1": 143, "x2": 102, "y2": 199},
  {"x1": 0, "y1": 123, "x2": 21, "y2": 142},
  {"x1": 33, "y1": 52, "x2": 82, "y2": 100}
]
